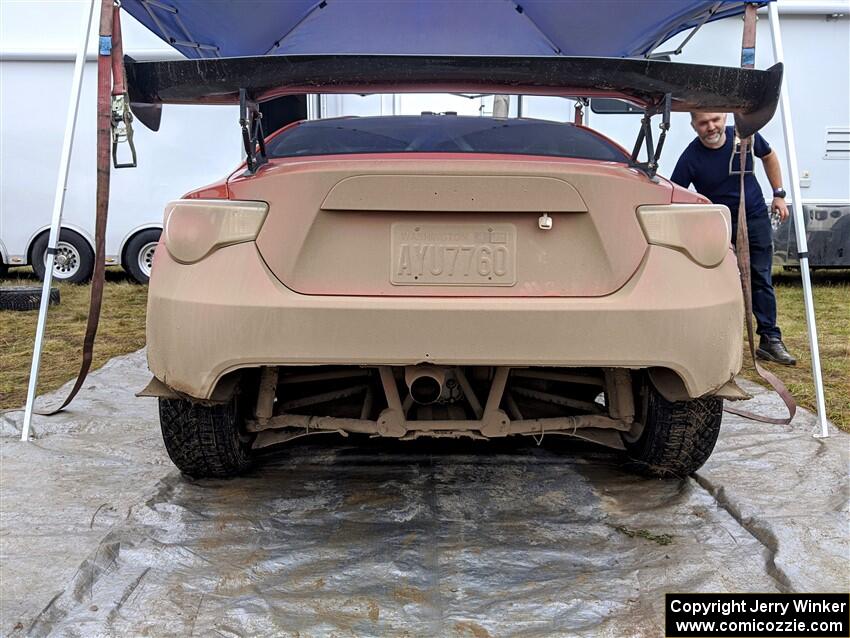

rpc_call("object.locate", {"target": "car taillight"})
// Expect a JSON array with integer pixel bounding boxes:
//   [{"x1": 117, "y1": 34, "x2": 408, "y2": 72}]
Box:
[
  {"x1": 637, "y1": 204, "x2": 731, "y2": 267},
  {"x1": 163, "y1": 199, "x2": 268, "y2": 264}
]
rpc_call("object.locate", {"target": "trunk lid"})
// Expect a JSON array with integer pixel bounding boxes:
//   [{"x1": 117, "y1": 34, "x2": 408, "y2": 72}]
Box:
[{"x1": 229, "y1": 155, "x2": 668, "y2": 297}]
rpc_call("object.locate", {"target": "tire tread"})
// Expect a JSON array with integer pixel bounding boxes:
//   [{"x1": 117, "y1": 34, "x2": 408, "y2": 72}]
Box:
[
  {"x1": 626, "y1": 388, "x2": 722, "y2": 478},
  {"x1": 159, "y1": 398, "x2": 254, "y2": 478},
  {"x1": 0, "y1": 286, "x2": 60, "y2": 311}
]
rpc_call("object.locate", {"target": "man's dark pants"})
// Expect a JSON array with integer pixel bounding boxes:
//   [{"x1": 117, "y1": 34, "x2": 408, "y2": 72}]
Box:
[{"x1": 732, "y1": 209, "x2": 781, "y2": 340}]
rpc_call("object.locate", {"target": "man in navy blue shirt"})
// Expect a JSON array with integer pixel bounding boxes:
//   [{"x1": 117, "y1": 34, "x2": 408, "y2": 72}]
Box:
[{"x1": 671, "y1": 112, "x2": 796, "y2": 365}]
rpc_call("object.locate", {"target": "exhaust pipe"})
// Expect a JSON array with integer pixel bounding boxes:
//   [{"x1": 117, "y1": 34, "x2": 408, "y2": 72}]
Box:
[{"x1": 404, "y1": 365, "x2": 446, "y2": 405}]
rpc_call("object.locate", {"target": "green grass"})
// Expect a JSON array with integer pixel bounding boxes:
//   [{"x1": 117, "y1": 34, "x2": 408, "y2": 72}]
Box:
[
  {"x1": 0, "y1": 268, "x2": 148, "y2": 409},
  {"x1": 739, "y1": 269, "x2": 850, "y2": 430},
  {"x1": 607, "y1": 523, "x2": 674, "y2": 546},
  {"x1": 1, "y1": 267, "x2": 848, "y2": 430}
]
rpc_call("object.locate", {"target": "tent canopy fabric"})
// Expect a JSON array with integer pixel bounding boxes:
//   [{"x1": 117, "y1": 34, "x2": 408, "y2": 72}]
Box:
[{"x1": 121, "y1": 0, "x2": 772, "y2": 60}]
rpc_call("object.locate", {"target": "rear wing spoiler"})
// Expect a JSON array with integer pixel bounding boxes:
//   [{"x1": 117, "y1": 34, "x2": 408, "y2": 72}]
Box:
[{"x1": 125, "y1": 54, "x2": 782, "y2": 138}]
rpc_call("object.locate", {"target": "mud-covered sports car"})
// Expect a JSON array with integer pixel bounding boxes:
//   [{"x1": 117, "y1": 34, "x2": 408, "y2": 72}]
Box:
[{"x1": 130, "y1": 55, "x2": 781, "y2": 479}]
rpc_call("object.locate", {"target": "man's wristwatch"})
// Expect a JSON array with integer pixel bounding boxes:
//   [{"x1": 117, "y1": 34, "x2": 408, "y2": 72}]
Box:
[{"x1": 773, "y1": 187, "x2": 787, "y2": 198}]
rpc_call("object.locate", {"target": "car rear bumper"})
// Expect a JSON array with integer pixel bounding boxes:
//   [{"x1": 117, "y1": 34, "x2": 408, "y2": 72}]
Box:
[{"x1": 147, "y1": 242, "x2": 743, "y2": 400}]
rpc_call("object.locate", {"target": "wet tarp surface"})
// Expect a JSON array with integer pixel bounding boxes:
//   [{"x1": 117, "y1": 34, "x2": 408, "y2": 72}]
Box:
[{"x1": 1, "y1": 350, "x2": 847, "y2": 637}]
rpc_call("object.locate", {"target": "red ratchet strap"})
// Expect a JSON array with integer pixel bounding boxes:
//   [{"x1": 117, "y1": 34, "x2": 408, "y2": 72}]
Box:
[
  {"x1": 111, "y1": 6, "x2": 125, "y2": 95},
  {"x1": 722, "y1": 2, "x2": 795, "y2": 425},
  {"x1": 723, "y1": 136, "x2": 796, "y2": 424},
  {"x1": 38, "y1": 1, "x2": 122, "y2": 415}
]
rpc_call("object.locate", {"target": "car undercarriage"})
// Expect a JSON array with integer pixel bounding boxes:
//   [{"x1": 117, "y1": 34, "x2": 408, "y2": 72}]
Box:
[{"x1": 244, "y1": 365, "x2": 637, "y2": 450}]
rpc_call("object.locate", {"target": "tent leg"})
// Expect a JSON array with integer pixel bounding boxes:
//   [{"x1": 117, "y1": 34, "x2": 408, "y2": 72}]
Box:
[
  {"x1": 21, "y1": 0, "x2": 97, "y2": 441},
  {"x1": 767, "y1": 3, "x2": 829, "y2": 438}
]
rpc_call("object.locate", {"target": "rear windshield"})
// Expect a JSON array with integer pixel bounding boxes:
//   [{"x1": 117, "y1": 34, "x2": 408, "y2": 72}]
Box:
[{"x1": 265, "y1": 115, "x2": 629, "y2": 163}]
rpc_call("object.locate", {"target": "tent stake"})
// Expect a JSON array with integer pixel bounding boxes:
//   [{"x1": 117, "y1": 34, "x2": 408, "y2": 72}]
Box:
[
  {"x1": 21, "y1": 0, "x2": 97, "y2": 441},
  {"x1": 767, "y1": 3, "x2": 829, "y2": 438}
]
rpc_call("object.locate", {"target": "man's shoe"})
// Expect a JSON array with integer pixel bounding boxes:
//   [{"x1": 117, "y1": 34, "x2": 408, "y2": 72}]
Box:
[{"x1": 756, "y1": 337, "x2": 797, "y2": 366}]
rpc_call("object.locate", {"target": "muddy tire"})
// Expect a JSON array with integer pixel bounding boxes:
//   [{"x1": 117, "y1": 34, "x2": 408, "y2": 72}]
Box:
[
  {"x1": 625, "y1": 384, "x2": 722, "y2": 478},
  {"x1": 159, "y1": 396, "x2": 255, "y2": 478}
]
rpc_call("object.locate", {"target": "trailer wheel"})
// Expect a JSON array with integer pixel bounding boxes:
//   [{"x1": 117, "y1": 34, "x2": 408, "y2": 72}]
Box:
[
  {"x1": 31, "y1": 229, "x2": 94, "y2": 284},
  {"x1": 124, "y1": 229, "x2": 161, "y2": 284},
  {"x1": 624, "y1": 383, "x2": 722, "y2": 478},
  {"x1": 159, "y1": 396, "x2": 256, "y2": 478},
  {"x1": 0, "y1": 286, "x2": 60, "y2": 311}
]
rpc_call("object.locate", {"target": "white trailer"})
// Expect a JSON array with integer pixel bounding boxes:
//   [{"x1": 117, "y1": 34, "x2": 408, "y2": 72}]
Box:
[
  {"x1": 1, "y1": 0, "x2": 847, "y2": 282},
  {"x1": 0, "y1": 0, "x2": 240, "y2": 282}
]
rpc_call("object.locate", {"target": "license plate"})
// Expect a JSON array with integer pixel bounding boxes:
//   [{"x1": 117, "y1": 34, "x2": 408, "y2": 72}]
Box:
[{"x1": 391, "y1": 223, "x2": 516, "y2": 286}]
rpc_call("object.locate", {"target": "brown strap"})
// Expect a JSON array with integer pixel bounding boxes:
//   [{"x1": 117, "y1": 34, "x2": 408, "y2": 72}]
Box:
[
  {"x1": 37, "y1": 0, "x2": 115, "y2": 415},
  {"x1": 723, "y1": 136, "x2": 796, "y2": 424},
  {"x1": 111, "y1": 4, "x2": 126, "y2": 96}
]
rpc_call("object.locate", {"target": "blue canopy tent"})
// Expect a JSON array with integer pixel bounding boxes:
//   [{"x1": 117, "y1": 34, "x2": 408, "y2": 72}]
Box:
[
  {"x1": 21, "y1": 0, "x2": 829, "y2": 440},
  {"x1": 120, "y1": 0, "x2": 761, "y2": 59},
  {"x1": 110, "y1": 1, "x2": 781, "y2": 146}
]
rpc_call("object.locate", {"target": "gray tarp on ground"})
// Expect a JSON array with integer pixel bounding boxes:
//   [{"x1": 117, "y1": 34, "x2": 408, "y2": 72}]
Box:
[{"x1": 1, "y1": 350, "x2": 847, "y2": 637}]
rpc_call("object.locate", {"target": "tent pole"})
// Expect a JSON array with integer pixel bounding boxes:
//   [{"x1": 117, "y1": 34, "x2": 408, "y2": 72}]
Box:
[
  {"x1": 767, "y1": 2, "x2": 829, "y2": 438},
  {"x1": 21, "y1": 0, "x2": 97, "y2": 441}
]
